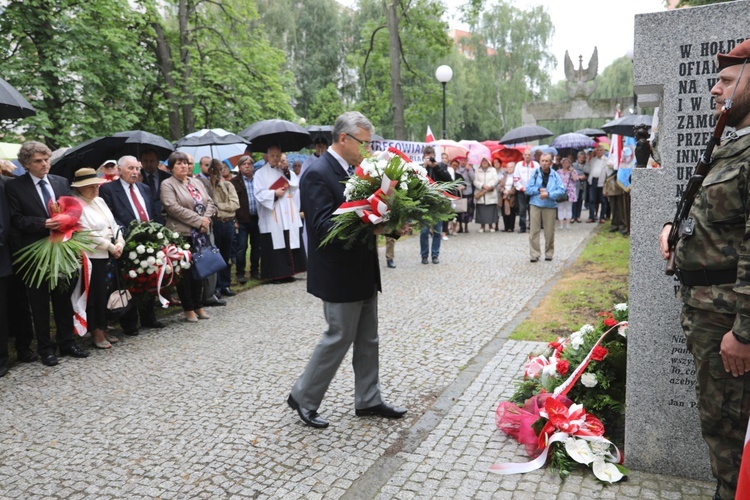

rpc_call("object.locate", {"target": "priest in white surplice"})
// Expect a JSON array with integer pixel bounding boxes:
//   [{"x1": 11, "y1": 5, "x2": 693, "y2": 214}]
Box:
[{"x1": 253, "y1": 145, "x2": 307, "y2": 282}]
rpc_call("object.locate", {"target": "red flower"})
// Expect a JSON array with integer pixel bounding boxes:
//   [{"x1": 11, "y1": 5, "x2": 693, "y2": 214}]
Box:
[
  {"x1": 603, "y1": 318, "x2": 618, "y2": 327},
  {"x1": 549, "y1": 338, "x2": 566, "y2": 353},
  {"x1": 556, "y1": 359, "x2": 570, "y2": 376},
  {"x1": 591, "y1": 346, "x2": 609, "y2": 362}
]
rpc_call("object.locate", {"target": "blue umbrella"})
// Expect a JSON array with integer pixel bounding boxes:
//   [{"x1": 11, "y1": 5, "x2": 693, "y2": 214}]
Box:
[{"x1": 551, "y1": 133, "x2": 596, "y2": 150}]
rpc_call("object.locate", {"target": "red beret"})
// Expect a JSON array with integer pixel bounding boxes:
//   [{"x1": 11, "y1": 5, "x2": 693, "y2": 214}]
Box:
[{"x1": 718, "y1": 38, "x2": 750, "y2": 71}]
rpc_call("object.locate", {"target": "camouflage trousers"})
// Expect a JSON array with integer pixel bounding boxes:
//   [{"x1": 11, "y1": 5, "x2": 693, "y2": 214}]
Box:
[{"x1": 681, "y1": 304, "x2": 750, "y2": 500}]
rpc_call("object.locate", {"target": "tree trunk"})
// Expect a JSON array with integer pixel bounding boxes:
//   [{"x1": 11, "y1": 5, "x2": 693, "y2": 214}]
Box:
[
  {"x1": 179, "y1": 0, "x2": 195, "y2": 134},
  {"x1": 386, "y1": 0, "x2": 405, "y2": 140},
  {"x1": 151, "y1": 20, "x2": 183, "y2": 140}
]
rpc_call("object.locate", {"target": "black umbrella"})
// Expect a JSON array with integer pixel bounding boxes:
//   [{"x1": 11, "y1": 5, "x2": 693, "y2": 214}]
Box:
[
  {"x1": 499, "y1": 125, "x2": 554, "y2": 145},
  {"x1": 239, "y1": 119, "x2": 311, "y2": 153},
  {"x1": 601, "y1": 115, "x2": 652, "y2": 137},
  {"x1": 50, "y1": 136, "x2": 126, "y2": 180},
  {"x1": 574, "y1": 128, "x2": 607, "y2": 137},
  {"x1": 307, "y1": 125, "x2": 333, "y2": 147},
  {"x1": 112, "y1": 130, "x2": 174, "y2": 160},
  {"x1": 0, "y1": 77, "x2": 36, "y2": 119}
]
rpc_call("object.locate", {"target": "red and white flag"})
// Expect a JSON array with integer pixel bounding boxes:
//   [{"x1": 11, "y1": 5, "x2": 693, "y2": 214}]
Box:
[
  {"x1": 425, "y1": 126, "x2": 435, "y2": 143},
  {"x1": 737, "y1": 419, "x2": 750, "y2": 498},
  {"x1": 607, "y1": 109, "x2": 623, "y2": 168}
]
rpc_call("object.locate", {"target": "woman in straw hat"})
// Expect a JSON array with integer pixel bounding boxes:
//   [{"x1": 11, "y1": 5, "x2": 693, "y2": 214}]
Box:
[{"x1": 71, "y1": 167, "x2": 125, "y2": 349}]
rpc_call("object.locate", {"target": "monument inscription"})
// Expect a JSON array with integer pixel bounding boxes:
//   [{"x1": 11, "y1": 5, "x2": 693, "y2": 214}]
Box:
[{"x1": 628, "y1": 1, "x2": 750, "y2": 479}]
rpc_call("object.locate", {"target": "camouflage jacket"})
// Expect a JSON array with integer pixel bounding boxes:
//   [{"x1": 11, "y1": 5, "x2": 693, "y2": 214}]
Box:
[{"x1": 676, "y1": 131, "x2": 750, "y2": 339}]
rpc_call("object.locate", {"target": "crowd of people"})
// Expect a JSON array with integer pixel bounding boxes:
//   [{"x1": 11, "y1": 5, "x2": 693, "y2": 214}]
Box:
[{"x1": 0, "y1": 131, "x2": 633, "y2": 378}]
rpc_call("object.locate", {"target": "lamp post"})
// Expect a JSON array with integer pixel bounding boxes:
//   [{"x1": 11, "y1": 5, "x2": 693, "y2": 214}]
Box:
[{"x1": 435, "y1": 65, "x2": 453, "y2": 139}]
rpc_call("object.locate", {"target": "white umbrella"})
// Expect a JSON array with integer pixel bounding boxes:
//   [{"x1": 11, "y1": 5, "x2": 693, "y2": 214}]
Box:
[{"x1": 175, "y1": 128, "x2": 249, "y2": 161}]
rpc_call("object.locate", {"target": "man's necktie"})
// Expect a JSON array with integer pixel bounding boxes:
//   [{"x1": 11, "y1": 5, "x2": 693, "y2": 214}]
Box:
[
  {"x1": 129, "y1": 184, "x2": 149, "y2": 222},
  {"x1": 38, "y1": 179, "x2": 52, "y2": 215},
  {"x1": 147, "y1": 173, "x2": 157, "y2": 195},
  {"x1": 347, "y1": 165, "x2": 355, "y2": 176}
]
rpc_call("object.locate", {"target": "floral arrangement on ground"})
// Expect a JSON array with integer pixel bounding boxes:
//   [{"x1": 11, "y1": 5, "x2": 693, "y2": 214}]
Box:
[
  {"x1": 321, "y1": 147, "x2": 460, "y2": 248},
  {"x1": 491, "y1": 303, "x2": 629, "y2": 484},
  {"x1": 119, "y1": 221, "x2": 191, "y2": 304}
]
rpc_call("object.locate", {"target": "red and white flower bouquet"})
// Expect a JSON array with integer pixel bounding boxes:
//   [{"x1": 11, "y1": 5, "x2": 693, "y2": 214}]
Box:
[{"x1": 492, "y1": 303, "x2": 629, "y2": 484}]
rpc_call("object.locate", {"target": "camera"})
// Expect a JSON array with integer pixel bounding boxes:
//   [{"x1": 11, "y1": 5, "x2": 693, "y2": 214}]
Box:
[{"x1": 429, "y1": 156, "x2": 436, "y2": 163}]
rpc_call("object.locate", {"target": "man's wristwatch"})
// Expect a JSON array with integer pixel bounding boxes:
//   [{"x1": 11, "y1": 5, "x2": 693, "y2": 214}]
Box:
[{"x1": 733, "y1": 332, "x2": 750, "y2": 345}]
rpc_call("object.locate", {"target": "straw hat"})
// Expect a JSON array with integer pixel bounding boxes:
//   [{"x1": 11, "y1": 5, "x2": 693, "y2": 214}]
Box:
[{"x1": 71, "y1": 167, "x2": 107, "y2": 188}]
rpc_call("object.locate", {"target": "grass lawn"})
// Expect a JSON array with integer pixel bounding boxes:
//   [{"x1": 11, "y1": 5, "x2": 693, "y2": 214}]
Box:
[{"x1": 509, "y1": 225, "x2": 629, "y2": 343}]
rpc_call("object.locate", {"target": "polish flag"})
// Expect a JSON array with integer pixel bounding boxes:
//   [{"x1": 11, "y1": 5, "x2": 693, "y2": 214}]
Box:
[
  {"x1": 737, "y1": 419, "x2": 750, "y2": 498},
  {"x1": 425, "y1": 126, "x2": 435, "y2": 143}
]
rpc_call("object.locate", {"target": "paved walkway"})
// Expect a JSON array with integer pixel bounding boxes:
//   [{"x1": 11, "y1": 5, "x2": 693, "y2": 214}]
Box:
[{"x1": 0, "y1": 222, "x2": 716, "y2": 498}]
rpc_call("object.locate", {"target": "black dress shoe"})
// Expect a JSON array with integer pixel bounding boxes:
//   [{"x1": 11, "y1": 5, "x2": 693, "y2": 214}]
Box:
[
  {"x1": 545, "y1": 257, "x2": 553, "y2": 261},
  {"x1": 17, "y1": 350, "x2": 38, "y2": 363},
  {"x1": 59, "y1": 344, "x2": 89, "y2": 359},
  {"x1": 251, "y1": 272, "x2": 261, "y2": 280},
  {"x1": 236, "y1": 275, "x2": 248, "y2": 284},
  {"x1": 142, "y1": 321, "x2": 165, "y2": 329},
  {"x1": 287, "y1": 394, "x2": 329, "y2": 428},
  {"x1": 421, "y1": 257, "x2": 429, "y2": 265},
  {"x1": 355, "y1": 402, "x2": 407, "y2": 419},
  {"x1": 0, "y1": 364, "x2": 8, "y2": 377},
  {"x1": 41, "y1": 352, "x2": 59, "y2": 367},
  {"x1": 204, "y1": 296, "x2": 227, "y2": 307},
  {"x1": 432, "y1": 256, "x2": 440, "y2": 264},
  {"x1": 123, "y1": 329, "x2": 139, "y2": 336},
  {"x1": 219, "y1": 287, "x2": 236, "y2": 297}
]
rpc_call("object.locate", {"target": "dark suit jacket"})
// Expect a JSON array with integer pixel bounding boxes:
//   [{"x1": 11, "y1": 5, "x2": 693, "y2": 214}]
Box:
[
  {"x1": 99, "y1": 180, "x2": 155, "y2": 231},
  {"x1": 141, "y1": 169, "x2": 171, "y2": 224},
  {"x1": 0, "y1": 176, "x2": 12, "y2": 278},
  {"x1": 230, "y1": 174, "x2": 258, "y2": 223},
  {"x1": 300, "y1": 151, "x2": 381, "y2": 303},
  {"x1": 6, "y1": 173, "x2": 70, "y2": 249}
]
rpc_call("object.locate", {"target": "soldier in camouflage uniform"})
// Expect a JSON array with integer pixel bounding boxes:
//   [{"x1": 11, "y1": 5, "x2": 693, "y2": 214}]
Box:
[{"x1": 660, "y1": 39, "x2": 750, "y2": 500}]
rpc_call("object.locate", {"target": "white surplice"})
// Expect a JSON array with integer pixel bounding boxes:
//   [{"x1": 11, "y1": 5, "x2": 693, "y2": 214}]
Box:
[{"x1": 253, "y1": 165, "x2": 302, "y2": 250}]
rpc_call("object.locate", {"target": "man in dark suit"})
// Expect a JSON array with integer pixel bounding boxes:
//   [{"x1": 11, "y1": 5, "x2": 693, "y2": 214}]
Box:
[
  {"x1": 99, "y1": 155, "x2": 165, "y2": 336},
  {"x1": 0, "y1": 175, "x2": 15, "y2": 376},
  {"x1": 287, "y1": 111, "x2": 406, "y2": 428},
  {"x1": 5, "y1": 141, "x2": 89, "y2": 366},
  {"x1": 230, "y1": 155, "x2": 261, "y2": 282},
  {"x1": 139, "y1": 149, "x2": 171, "y2": 224}
]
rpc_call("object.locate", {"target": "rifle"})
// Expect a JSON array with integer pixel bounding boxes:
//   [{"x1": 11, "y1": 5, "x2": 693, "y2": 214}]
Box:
[{"x1": 665, "y1": 61, "x2": 746, "y2": 275}]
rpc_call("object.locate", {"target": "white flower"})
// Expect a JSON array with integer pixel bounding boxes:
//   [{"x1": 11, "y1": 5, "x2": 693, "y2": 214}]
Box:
[
  {"x1": 136, "y1": 245, "x2": 146, "y2": 254},
  {"x1": 565, "y1": 438, "x2": 595, "y2": 465},
  {"x1": 147, "y1": 256, "x2": 156, "y2": 265},
  {"x1": 129, "y1": 251, "x2": 137, "y2": 260},
  {"x1": 133, "y1": 259, "x2": 140, "y2": 265},
  {"x1": 580, "y1": 324, "x2": 595, "y2": 334},
  {"x1": 570, "y1": 331, "x2": 584, "y2": 350},
  {"x1": 614, "y1": 303, "x2": 628, "y2": 312},
  {"x1": 400, "y1": 182, "x2": 408, "y2": 190},
  {"x1": 156, "y1": 232, "x2": 164, "y2": 239},
  {"x1": 165, "y1": 266, "x2": 173, "y2": 274},
  {"x1": 156, "y1": 251, "x2": 165, "y2": 259},
  {"x1": 128, "y1": 270, "x2": 138, "y2": 279},
  {"x1": 181, "y1": 261, "x2": 190, "y2": 269},
  {"x1": 137, "y1": 268, "x2": 144, "y2": 274},
  {"x1": 590, "y1": 440, "x2": 611, "y2": 456},
  {"x1": 618, "y1": 325, "x2": 628, "y2": 338},
  {"x1": 592, "y1": 458, "x2": 624, "y2": 483},
  {"x1": 183, "y1": 243, "x2": 190, "y2": 250},
  {"x1": 146, "y1": 267, "x2": 155, "y2": 274},
  {"x1": 155, "y1": 259, "x2": 163, "y2": 266},
  {"x1": 172, "y1": 232, "x2": 180, "y2": 240},
  {"x1": 146, "y1": 247, "x2": 154, "y2": 254},
  {"x1": 581, "y1": 373, "x2": 598, "y2": 388},
  {"x1": 140, "y1": 260, "x2": 149, "y2": 268},
  {"x1": 542, "y1": 359, "x2": 559, "y2": 379}
]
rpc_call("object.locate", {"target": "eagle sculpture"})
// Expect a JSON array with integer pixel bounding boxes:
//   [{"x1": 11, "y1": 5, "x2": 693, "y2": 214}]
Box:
[{"x1": 564, "y1": 47, "x2": 598, "y2": 99}]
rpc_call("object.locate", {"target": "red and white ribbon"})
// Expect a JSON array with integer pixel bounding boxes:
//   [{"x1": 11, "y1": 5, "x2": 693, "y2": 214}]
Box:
[
  {"x1": 71, "y1": 254, "x2": 92, "y2": 336},
  {"x1": 333, "y1": 173, "x2": 397, "y2": 225},
  {"x1": 155, "y1": 244, "x2": 191, "y2": 308}
]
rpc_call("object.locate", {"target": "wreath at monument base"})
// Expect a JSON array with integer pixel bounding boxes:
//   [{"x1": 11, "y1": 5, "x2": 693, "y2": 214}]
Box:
[{"x1": 491, "y1": 303, "x2": 629, "y2": 484}]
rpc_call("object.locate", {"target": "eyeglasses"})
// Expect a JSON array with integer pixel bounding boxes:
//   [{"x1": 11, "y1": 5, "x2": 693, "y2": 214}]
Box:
[{"x1": 346, "y1": 133, "x2": 372, "y2": 147}]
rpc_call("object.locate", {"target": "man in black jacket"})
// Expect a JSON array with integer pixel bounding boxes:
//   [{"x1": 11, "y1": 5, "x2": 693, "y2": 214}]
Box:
[
  {"x1": 287, "y1": 111, "x2": 406, "y2": 428},
  {"x1": 6, "y1": 141, "x2": 89, "y2": 366}
]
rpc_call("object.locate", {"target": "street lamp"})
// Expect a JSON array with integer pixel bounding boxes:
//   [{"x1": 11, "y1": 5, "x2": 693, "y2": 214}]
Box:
[{"x1": 435, "y1": 65, "x2": 453, "y2": 139}]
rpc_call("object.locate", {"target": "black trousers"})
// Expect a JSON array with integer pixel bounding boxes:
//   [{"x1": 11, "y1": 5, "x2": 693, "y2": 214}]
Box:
[
  {"x1": 26, "y1": 280, "x2": 76, "y2": 355},
  {"x1": 7, "y1": 273, "x2": 34, "y2": 353},
  {"x1": 177, "y1": 275, "x2": 203, "y2": 312},
  {"x1": 86, "y1": 258, "x2": 109, "y2": 332}
]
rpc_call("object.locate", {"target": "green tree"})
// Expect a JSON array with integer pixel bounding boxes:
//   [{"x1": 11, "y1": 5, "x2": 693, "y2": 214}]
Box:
[
  {"x1": 673, "y1": 0, "x2": 732, "y2": 6},
  {"x1": 0, "y1": 0, "x2": 156, "y2": 148},
  {"x1": 307, "y1": 83, "x2": 345, "y2": 125}
]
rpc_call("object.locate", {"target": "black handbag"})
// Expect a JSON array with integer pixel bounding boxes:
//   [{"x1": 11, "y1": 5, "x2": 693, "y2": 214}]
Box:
[{"x1": 190, "y1": 231, "x2": 227, "y2": 280}]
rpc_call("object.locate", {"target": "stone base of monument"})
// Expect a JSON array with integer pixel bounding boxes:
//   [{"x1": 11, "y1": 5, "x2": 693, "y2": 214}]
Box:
[{"x1": 627, "y1": 0, "x2": 750, "y2": 479}]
